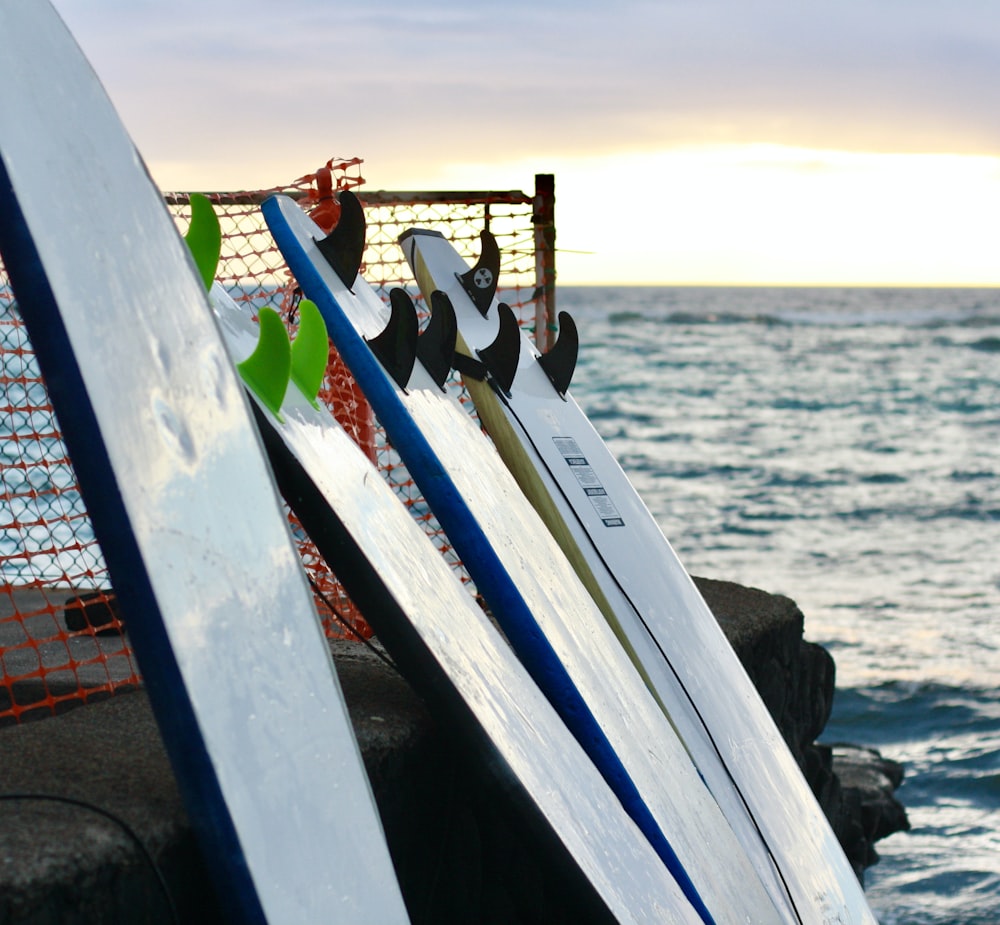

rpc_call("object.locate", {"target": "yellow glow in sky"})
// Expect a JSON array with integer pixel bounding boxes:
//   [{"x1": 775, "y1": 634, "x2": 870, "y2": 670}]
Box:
[
  {"x1": 429, "y1": 145, "x2": 1000, "y2": 287},
  {"x1": 143, "y1": 144, "x2": 1000, "y2": 288}
]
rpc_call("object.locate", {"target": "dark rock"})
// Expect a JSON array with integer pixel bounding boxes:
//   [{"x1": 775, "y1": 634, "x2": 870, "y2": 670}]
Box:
[
  {"x1": 693, "y1": 575, "x2": 909, "y2": 879},
  {"x1": 694, "y1": 576, "x2": 835, "y2": 765},
  {"x1": 831, "y1": 744, "x2": 911, "y2": 875}
]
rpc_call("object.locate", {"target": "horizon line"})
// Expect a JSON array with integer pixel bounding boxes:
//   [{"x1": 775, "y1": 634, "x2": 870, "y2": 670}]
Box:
[{"x1": 555, "y1": 280, "x2": 1000, "y2": 289}]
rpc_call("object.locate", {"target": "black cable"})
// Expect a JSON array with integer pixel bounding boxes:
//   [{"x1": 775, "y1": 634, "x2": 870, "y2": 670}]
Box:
[
  {"x1": 0, "y1": 792, "x2": 180, "y2": 925},
  {"x1": 306, "y1": 573, "x2": 400, "y2": 674}
]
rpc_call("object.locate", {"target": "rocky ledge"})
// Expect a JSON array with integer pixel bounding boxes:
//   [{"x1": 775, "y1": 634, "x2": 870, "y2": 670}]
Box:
[
  {"x1": 0, "y1": 578, "x2": 908, "y2": 923},
  {"x1": 694, "y1": 576, "x2": 909, "y2": 879}
]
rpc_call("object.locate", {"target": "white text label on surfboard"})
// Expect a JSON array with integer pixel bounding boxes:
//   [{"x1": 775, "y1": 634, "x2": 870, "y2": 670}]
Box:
[{"x1": 553, "y1": 437, "x2": 625, "y2": 527}]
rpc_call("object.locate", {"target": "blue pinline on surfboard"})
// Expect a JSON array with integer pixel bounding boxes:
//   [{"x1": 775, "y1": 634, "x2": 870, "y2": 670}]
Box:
[
  {"x1": 400, "y1": 225, "x2": 880, "y2": 925},
  {"x1": 0, "y1": 13, "x2": 411, "y2": 921},
  {"x1": 209, "y1": 280, "x2": 708, "y2": 925},
  {"x1": 263, "y1": 191, "x2": 791, "y2": 925}
]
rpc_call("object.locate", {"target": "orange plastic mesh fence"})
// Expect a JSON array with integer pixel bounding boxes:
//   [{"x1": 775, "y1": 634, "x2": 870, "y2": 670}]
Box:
[{"x1": 0, "y1": 157, "x2": 554, "y2": 724}]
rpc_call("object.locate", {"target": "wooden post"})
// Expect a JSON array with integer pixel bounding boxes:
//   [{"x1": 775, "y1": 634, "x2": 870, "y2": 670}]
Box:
[{"x1": 533, "y1": 174, "x2": 556, "y2": 351}]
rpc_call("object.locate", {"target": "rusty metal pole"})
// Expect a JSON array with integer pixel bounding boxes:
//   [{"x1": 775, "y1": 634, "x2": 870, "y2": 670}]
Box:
[{"x1": 532, "y1": 174, "x2": 556, "y2": 352}]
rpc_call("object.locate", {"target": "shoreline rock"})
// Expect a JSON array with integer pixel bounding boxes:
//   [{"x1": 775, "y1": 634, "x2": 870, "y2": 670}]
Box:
[
  {"x1": 694, "y1": 576, "x2": 910, "y2": 880},
  {"x1": 828, "y1": 744, "x2": 910, "y2": 877}
]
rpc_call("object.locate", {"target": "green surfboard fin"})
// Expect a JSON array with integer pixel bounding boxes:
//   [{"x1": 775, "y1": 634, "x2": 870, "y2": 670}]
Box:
[
  {"x1": 237, "y1": 307, "x2": 292, "y2": 420},
  {"x1": 290, "y1": 299, "x2": 329, "y2": 409},
  {"x1": 184, "y1": 192, "x2": 222, "y2": 291},
  {"x1": 183, "y1": 195, "x2": 292, "y2": 418}
]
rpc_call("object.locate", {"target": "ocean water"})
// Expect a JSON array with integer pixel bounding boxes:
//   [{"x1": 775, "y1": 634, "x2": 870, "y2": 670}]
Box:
[{"x1": 557, "y1": 285, "x2": 1000, "y2": 925}]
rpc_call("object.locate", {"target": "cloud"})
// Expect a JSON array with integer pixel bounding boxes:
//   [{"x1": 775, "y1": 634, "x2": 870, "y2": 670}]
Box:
[
  {"x1": 41, "y1": 0, "x2": 1000, "y2": 284},
  {"x1": 50, "y1": 0, "x2": 1000, "y2": 189}
]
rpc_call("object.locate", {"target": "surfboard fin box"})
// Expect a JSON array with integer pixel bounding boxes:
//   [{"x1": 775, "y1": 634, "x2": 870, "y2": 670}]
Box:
[
  {"x1": 313, "y1": 189, "x2": 366, "y2": 290},
  {"x1": 538, "y1": 311, "x2": 579, "y2": 398},
  {"x1": 366, "y1": 288, "x2": 419, "y2": 390},
  {"x1": 476, "y1": 302, "x2": 521, "y2": 396},
  {"x1": 416, "y1": 290, "x2": 458, "y2": 390},
  {"x1": 184, "y1": 193, "x2": 222, "y2": 291},
  {"x1": 237, "y1": 307, "x2": 292, "y2": 420},
  {"x1": 458, "y1": 230, "x2": 501, "y2": 317},
  {"x1": 290, "y1": 299, "x2": 329, "y2": 409}
]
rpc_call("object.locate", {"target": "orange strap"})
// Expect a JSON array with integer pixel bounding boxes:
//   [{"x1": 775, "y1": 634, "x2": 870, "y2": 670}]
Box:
[{"x1": 309, "y1": 164, "x2": 341, "y2": 234}]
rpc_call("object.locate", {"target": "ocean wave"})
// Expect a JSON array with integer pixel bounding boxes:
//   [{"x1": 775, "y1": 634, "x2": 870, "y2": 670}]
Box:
[
  {"x1": 719, "y1": 523, "x2": 774, "y2": 536},
  {"x1": 950, "y1": 470, "x2": 996, "y2": 482},
  {"x1": 833, "y1": 502, "x2": 1000, "y2": 523},
  {"x1": 922, "y1": 313, "x2": 1000, "y2": 330},
  {"x1": 764, "y1": 471, "x2": 849, "y2": 488},
  {"x1": 768, "y1": 395, "x2": 843, "y2": 412},
  {"x1": 827, "y1": 680, "x2": 1000, "y2": 745},
  {"x1": 967, "y1": 336, "x2": 1000, "y2": 353},
  {"x1": 859, "y1": 473, "x2": 909, "y2": 485},
  {"x1": 661, "y1": 310, "x2": 788, "y2": 327},
  {"x1": 659, "y1": 462, "x2": 757, "y2": 481},
  {"x1": 607, "y1": 310, "x2": 647, "y2": 324}
]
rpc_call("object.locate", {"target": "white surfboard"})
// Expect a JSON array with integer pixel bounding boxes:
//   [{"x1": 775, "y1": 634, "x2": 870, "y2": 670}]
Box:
[
  {"x1": 264, "y1": 193, "x2": 789, "y2": 925},
  {"x1": 209, "y1": 283, "x2": 707, "y2": 924},
  {"x1": 401, "y1": 227, "x2": 879, "y2": 925},
  {"x1": 0, "y1": 5, "x2": 408, "y2": 923}
]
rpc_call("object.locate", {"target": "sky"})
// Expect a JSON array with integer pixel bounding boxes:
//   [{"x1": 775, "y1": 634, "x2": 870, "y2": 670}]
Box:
[{"x1": 51, "y1": 0, "x2": 1000, "y2": 286}]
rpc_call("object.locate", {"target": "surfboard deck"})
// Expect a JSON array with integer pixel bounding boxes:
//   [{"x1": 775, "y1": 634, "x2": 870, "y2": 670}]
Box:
[
  {"x1": 209, "y1": 283, "x2": 707, "y2": 925},
  {"x1": 401, "y1": 227, "x2": 879, "y2": 925},
  {"x1": 263, "y1": 193, "x2": 788, "y2": 925},
  {"x1": 0, "y1": 6, "x2": 408, "y2": 923}
]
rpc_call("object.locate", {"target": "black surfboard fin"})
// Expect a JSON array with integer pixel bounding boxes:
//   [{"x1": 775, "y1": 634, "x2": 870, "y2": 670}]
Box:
[
  {"x1": 416, "y1": 290, "x2": 458, "y2": 390},
  {"x1": 476, "y1": 302, "x2": 521, "y2": 395},
  {"x1": 458, "y1": 230, "x2": 501, "y2": 317},
  {"x1": 453, "y1": 351, "x2": 488, "y2": 381},
  {"x1": 313, "y1": 189, "x2": 366, "y2": 289},
  {"x1": 366, "y1": 288, "x2": 418, "y2": 390},
  {"x1": 537, "y1": 311, "x2": 579, "y2": 397}
]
